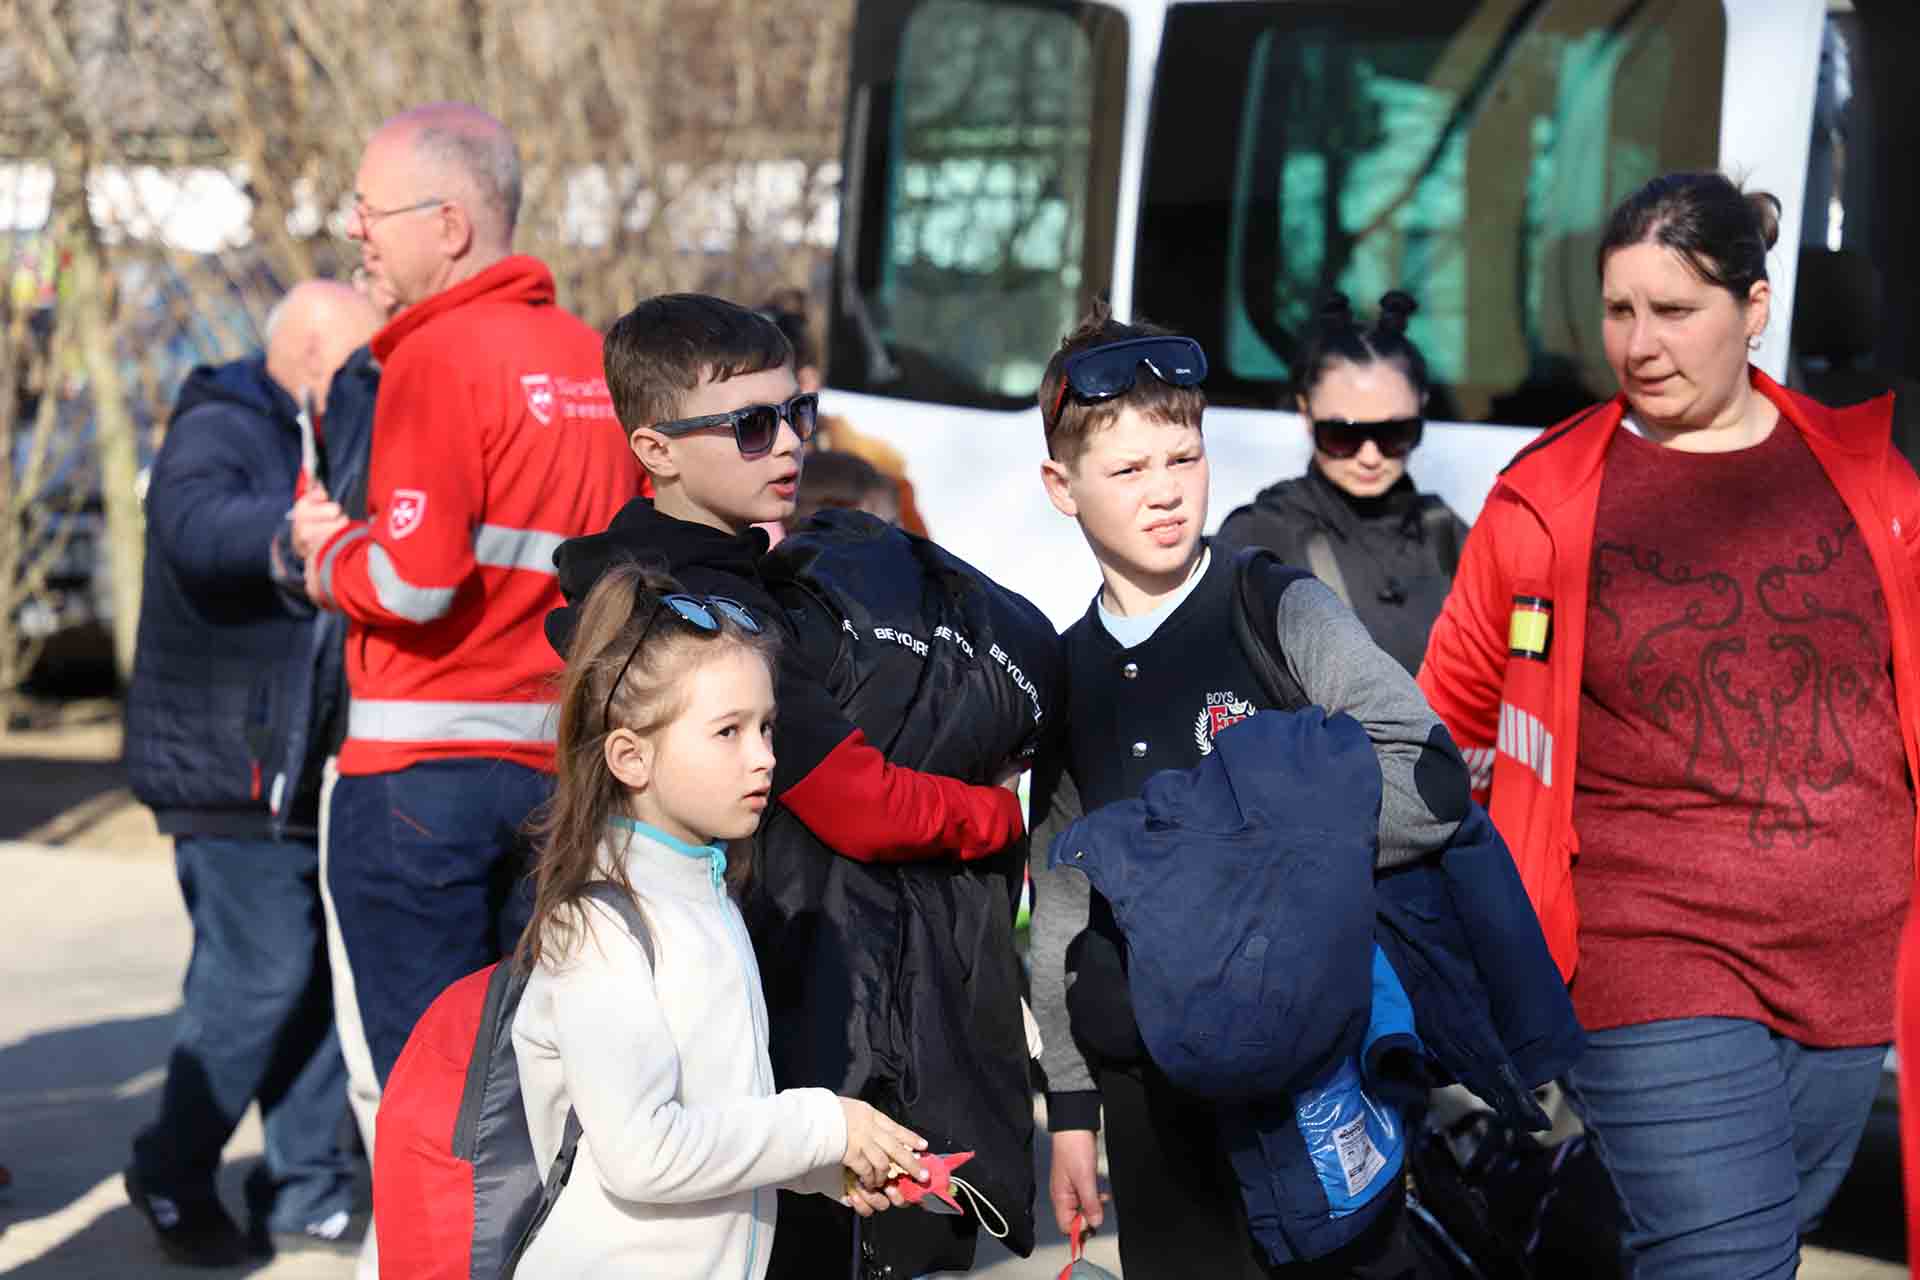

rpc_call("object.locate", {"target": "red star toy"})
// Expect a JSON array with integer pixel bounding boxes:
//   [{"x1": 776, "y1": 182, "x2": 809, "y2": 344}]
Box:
[{"x1": 887, "y1": 1150, "x2": 975, "y2": 1216}]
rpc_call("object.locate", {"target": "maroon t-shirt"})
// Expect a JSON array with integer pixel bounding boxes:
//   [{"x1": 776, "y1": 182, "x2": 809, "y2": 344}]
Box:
[{"x1": 1571, "y1": 419, "x2": 1913, "y2": 1045}]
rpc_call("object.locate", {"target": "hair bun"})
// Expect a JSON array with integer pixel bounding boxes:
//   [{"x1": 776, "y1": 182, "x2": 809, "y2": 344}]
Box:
[
  {"x1": 1376, "y1": 290, "x2": 1419, "y2": 336},
  {"x1": 1745, "y1": 190, "x2": 1783, "y2": 252},
  {"x1": 1317, "y1": 292, "x2": 1354, "y2": 326}
]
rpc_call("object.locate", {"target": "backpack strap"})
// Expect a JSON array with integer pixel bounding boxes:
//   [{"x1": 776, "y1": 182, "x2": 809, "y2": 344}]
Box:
[
  {"x1": 1229, "y1": 546, "x2": 1311, "y2": 713},
  {"x1": 501, "y1": 883, "x2": 655, "y2": 1278},
  {"x1": 1301, "y1": 531, "x2": 1353, "y2": 608},
  {"x1": 1418, "y1": 496, "x2": 1462, "y2": 578}
]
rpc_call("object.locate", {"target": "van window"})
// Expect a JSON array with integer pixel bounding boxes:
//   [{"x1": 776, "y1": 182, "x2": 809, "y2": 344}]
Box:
[
  {"x1": 1135, "y1": 0, "x2": 1726, "y2": 426},
  {"x1": 830, "y1": 0, "x2": 1127, "y2": 408}
]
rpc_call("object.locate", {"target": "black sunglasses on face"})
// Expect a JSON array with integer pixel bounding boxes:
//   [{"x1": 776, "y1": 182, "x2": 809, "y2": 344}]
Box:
[
  {"x1": 1050, "y1": 336, "x2": 1208, "y2": 429},
  {"x1": 652, "y1": 393, "x2": 818, "y2": 459},
  {"x1": 603, "y1": 593, "x2": 763, "y2": 731},
  {"x1": 1310, "y1": 416, "x2": 1424, "y2": 460}
]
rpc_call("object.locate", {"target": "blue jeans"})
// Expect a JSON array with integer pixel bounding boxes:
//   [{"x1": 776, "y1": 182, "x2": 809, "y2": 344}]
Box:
[
  {"x1": 131, "y1": 836, "x2": 351, "y2": 1230},
  {"x1": 1564, "y1": 1017, "x2": 1884, "y2": 1279},
  {"x1": 326, "y1": 760, "x2": 545, "y2": 1082}
]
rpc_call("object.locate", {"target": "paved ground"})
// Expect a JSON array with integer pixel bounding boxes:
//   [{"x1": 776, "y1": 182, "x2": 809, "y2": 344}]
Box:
[{"x1": 0, "y1": 712, "x2": 1904, "y2": 1277}]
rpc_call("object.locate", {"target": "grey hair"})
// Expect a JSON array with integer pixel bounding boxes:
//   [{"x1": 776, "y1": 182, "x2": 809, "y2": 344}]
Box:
[
  {"x1": 412, "y1": 119, "x2": 522, "y2": 236},
  {"x1": 262, "y1": 297, "x2": 288, "y2": 342}
]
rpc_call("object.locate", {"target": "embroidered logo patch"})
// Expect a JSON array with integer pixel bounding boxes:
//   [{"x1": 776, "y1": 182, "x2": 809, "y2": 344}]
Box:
[
  {"x1": 388, "y1": 489, "x2": 427, "y2": 541},
  {"x1": 521, "y1": 373, "x2": 555, "y2": 425},
  {"x1": 1193, "y1": 691, "x2": 1256, "y2": 756},
  {"x1": 1508, "y1": 595, "x2": 1552, "y2": 661}
]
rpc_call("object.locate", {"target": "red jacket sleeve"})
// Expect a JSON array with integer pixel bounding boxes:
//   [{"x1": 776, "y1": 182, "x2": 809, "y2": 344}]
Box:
[
  {"x1": 1418, "y1": 488, "x2": 1522, "y2": 806},
  {"x1": 313, "y1": 347, "x2": 484, "y2": 626},
  {"x1": 779, "y1": 729, "x2": 1025, "y2": 863}
]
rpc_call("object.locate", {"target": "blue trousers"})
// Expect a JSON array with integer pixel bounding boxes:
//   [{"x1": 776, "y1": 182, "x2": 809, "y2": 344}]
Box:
[
  {"x1": 131, "y1": 836, "x2": 351, "y2": 1230},
  {"x1": 326, "y1": 760, "x2": 545, "y2": 1083},
  {"x1": 1565, "y1": 1017, "x2": 1884, "y2": 1279}
]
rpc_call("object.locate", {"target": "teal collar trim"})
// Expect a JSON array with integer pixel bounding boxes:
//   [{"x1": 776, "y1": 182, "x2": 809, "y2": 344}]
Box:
[{"x1": 609, "y1": 815, "x2": 727, "y2": 891}]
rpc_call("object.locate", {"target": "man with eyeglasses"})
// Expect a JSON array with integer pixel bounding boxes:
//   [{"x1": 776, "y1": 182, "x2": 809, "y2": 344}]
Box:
[{"x1": 294, "y1": 104, "x2": 645, "y2": 1134}]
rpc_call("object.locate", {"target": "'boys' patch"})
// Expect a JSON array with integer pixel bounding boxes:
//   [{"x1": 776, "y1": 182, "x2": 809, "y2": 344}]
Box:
[
  {"x1": 1193, "y1": 691, "x2": 1256, "y2": 755},
  {"x1": 1508, "y1": 595, "x2": 1551, "y2": 661}
]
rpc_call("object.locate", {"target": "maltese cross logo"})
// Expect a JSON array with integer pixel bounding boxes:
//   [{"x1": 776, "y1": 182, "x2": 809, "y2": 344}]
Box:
[
  {"x1": 388, "y1": 489, "x2": 427, "y2": 541},
  {"x1": 521, "y1": 373, "x2": 555, "y2": 425}
]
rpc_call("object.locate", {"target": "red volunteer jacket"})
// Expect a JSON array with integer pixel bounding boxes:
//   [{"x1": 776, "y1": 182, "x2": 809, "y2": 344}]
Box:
[
  {"x1": 1417, "y1": 369, "x2": 1920, "y2": 981},
  {"x1": 314, "y1": 256, "x2": 646, "y2": 775}
]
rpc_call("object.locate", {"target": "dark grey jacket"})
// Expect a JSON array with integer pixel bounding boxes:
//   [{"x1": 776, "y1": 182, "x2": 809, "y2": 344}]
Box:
[{"x1": 1216, "y1": 467, "x2": 1467, "y2": 674}]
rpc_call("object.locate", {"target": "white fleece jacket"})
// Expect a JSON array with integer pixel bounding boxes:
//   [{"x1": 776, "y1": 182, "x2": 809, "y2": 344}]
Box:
[{"x1": 512, "y1": 824, "x2": 849, "y2": 1278}]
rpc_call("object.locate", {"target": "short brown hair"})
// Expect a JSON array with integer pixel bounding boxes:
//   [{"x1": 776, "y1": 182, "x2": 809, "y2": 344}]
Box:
[
  {"x1": 792, "y1": 449, "x2": 889, "y2": 525},
  {"x1": 603, "y1": 294, "x2": 793, "y2": 432},
  {"x1": 1039, "y1": 301, "x2": 1206, "y2": 466}
]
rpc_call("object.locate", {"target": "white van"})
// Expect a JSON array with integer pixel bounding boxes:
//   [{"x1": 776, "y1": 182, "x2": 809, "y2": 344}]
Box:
[{"x1": 820, "y1": 0, "x2": 1905, "y2": 628}]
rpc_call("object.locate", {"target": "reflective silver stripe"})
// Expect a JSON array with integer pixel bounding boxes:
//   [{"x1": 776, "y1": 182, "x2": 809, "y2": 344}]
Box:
[
  {"x1": 317, "y1": 526, "x2": 371, "y2": 603},
  {"x1": 348, "y1": 699, "x2": 556, "y2": 744},
  {"x1": 474, "y1": 523, "x2": 566, "y2": 575},
  {"x1": 367, "y1": 545, "x2": 458, "y2": 623},
  {"x1": 1460, "y1": 745, "x2": 1496, "y2": 792}
]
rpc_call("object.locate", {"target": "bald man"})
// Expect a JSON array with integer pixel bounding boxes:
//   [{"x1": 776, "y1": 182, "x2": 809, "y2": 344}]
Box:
[
  {"x1": 299, "y1": 104, "x2": 643, "y2": 1086},
  {"x1": 123, "y1": 282, "x2": 382, "y2": 1266}
]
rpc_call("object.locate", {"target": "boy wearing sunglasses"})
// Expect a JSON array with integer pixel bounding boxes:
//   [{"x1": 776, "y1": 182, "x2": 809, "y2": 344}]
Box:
[
  {"x1": 1029, "y1": 305, "x2": 1471, "y2": 1276},
  {"x1": 555, "y1": 291, "x2": 1022, "y2": 875}
]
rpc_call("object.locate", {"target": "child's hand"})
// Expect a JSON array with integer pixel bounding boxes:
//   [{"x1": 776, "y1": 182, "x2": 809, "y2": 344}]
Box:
[
  {"x1": 839, "y1": 1172, "x2": 903, "y2": 1217},
  {"x1": 838, "y1": 1099, "x2": 927, "y2": 1191}
]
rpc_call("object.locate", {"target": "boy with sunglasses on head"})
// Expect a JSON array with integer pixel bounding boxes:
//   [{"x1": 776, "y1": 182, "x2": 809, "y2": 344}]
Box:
[
  {"x1": 1217, "y1": 292, "x2": 1468, "y2": 674},
  {"x1": 1028, "y1": 304, "x2": 1472, "y2": 1277},
  {"x1": 547, "y1": 294, "x2": 1033, "y2": 1277}
]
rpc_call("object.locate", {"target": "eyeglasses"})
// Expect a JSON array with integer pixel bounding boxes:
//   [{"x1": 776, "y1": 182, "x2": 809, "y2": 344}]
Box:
[
  {"x1": 652, "y1": 392, "x2": 818, "y2": 459},
  {"x1": 604, "y1": 594, "x2": 763, "y2": 731},
  {"x1": 1049, "y1": 336, "x2": 1208, "y2": 429},
  {"x1": 352, "y1": 195, "x2": 445, "y2": 229},
  {"x1": 1310, "y1": 416, "x2": 1424, "y2": 460}
]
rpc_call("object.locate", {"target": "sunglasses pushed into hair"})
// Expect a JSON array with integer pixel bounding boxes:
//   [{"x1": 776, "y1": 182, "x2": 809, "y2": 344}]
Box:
[
  {"x1": 1310, "y1": 416, "x2": 1424, "y2": 460},
  {"x1": 1050, "y1": 336, "x2": 1208, "y2": 429},
  {"x1": 604, "y1": 593, "x2": 762, "y2": 730},
  {"x1": 652, "y1": 393, "x2": 818, "y2": 459}
]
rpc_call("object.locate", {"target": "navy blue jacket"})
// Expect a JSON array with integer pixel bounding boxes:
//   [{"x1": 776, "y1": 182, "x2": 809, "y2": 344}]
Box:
[
  {"x1": 267, "y1": 346, "x2": 380, "y2": 838},
  {"x1": 1373, "y1": 803, "x2": 1586, "y2": 1130},
  {"x1": 1051, "y1": 710, "x2": 1413, "y2": 1263},
  {"x1": 126, "y1": 357, "x2": 316, "y2": 837}
]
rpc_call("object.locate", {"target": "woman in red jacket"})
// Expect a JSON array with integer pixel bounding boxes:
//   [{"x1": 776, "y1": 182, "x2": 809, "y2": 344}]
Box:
[{"x1": 1419, "y1": 171, "x2": 1920, "y2": 1279}]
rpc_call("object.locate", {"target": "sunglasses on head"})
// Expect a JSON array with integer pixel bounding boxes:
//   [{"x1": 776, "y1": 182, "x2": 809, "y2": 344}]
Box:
[
  {"x1": 1049, "y1": 336, "x2": 1208, "y2": 429},
  {"x1": 1310, "y1": 416, "x2": 1424, "y2": 460},
  {"x1": 652, "y1": 392, "x2": 818, "y2": 459},
  {"x1": 604, "y1": 593, "x2": 763, "y2": 730}
]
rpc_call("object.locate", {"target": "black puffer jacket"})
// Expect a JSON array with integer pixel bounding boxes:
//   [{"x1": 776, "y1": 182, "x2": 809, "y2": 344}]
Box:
[
  {"x1": 1216, "y1": 467, "x2": 1468, "y2": 673},
  {"x1": 754, "y1": 510, "x2": 1061, "y2": 1276},
  {"x1": 125, "y1": 357, "x2": 315, "y2": 837}
]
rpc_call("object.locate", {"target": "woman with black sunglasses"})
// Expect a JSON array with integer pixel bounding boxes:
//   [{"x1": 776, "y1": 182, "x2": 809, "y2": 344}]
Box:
[{"x1": 1217, "y1": 291, "x2": 1467, "y2": 673}]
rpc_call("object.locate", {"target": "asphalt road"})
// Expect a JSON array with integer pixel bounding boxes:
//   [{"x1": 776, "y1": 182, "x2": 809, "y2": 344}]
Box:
[{"x1": 0, "y1": 826, "x2": 1902, "y2": 1277}]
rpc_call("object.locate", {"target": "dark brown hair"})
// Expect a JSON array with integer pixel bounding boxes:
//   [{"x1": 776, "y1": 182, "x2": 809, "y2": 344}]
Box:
[
  {"x1": 603, "y1": 294, "x2": 793, "y2": 433},
  {"x1": 792, "y1": 449, "x2": 889, "y2": 524},
  {"x1": 1039, "y1": 301, "x2": 1206, "y2": 466},
  {"x1": 1597, "y1": 172, "x2": 1782, "y2": 300},
  {"x1": 1294, "y1": 291, "x2": 1430, "y2": 407},
  {"x1": 515, "y1": 561, "x2": 777, "y2": 971}
]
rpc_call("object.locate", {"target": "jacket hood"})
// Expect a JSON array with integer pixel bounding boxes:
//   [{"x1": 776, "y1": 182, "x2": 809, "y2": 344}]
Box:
[
  {"x1": 170, "y1": 354, "x2": 298, "y2": 431},
  {"x1": 546, "y1": 497, "x2": 769, "y2": 657},
  {"x1": 1498, "y1": 366, "x2": 1895, "y2": 515},
  {"x1": 371, "y1": 254, "x2": 557, "y2": 362}
]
